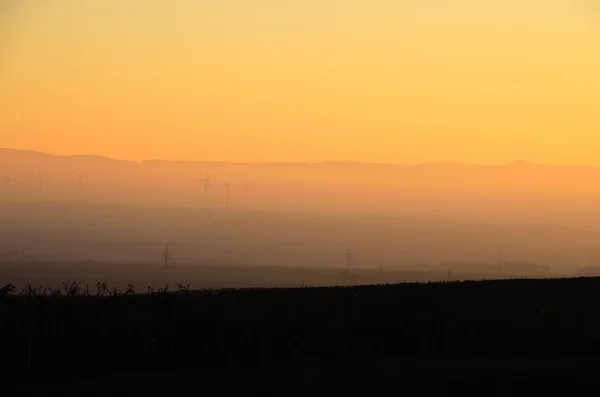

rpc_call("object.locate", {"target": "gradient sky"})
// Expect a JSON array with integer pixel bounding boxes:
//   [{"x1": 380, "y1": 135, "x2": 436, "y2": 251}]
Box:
[{"x1": 1, "y1": 0, "x2": 600, "y2": 164}]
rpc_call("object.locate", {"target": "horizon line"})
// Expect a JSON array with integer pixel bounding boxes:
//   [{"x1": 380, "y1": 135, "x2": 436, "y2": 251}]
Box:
[{"x1": 0, "y1": 147, "x2": 596, "y2": 169}]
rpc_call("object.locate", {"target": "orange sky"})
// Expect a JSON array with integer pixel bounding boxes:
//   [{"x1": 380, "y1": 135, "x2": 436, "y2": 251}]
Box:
[{"x1": 2, "y1": 0, "x2": 600, "y2": 164}]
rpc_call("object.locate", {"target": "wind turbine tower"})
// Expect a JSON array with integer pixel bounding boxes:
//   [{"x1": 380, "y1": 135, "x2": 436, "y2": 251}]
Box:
[
  {"x1": 37, "y1": 164, "x2": 48, "y2": 194},
  {"x1": 72, "y1": 169, "x2": 89, "y2": 191},
  {"x1": 198, "y1": 171, "x2": 213, "y2": 207},
  {"x1": 224, "y1": 181, "x2": 230, "y2": 209},
  {"x1": 3, "y1": 173, "x2": 18, "y2": 200}
]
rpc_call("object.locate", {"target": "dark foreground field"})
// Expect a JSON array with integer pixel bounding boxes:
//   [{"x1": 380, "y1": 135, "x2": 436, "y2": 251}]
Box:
[{"x1": 6, "y1": 278, "x2": 600, "y2": 395}]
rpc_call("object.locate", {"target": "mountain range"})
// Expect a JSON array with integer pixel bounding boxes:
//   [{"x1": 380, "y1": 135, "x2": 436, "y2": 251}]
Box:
[{"x1": 2, "y1": 147, "x2": 600, "y2": 223}]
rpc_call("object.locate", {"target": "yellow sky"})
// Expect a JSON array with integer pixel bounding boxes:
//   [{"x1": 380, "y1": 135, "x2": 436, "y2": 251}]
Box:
[{"x1": 1, "y1": 0, "x2": 600, "y2": 164}]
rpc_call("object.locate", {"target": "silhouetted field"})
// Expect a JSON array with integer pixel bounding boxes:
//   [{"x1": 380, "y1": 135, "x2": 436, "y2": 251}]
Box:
[{"x1": 7, "y1": 277, "x2": 600, "y2": 395}]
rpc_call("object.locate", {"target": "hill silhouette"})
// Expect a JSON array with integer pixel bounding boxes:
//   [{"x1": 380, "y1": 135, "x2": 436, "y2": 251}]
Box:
[
  {"x1": 3, "y1": 147, "x2": 599, "y2": 178},
  {"x1": 3, "y1": 147, "x2": 600, "y2": 223}
]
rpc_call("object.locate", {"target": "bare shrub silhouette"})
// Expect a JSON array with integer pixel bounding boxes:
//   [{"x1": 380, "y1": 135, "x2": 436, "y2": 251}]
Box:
[
  {"x1": 125, "y1": 284, "x2": 136, "y2": 295},
  {"x1": 96, "y1": 282, "x2": 109, "y2": 296},
  {"x1": 62, "y1": 281, "x2": 81, "y2": 296},
  {"x1": 0, "y1": 283, "x2": 15, "y2": 298}
]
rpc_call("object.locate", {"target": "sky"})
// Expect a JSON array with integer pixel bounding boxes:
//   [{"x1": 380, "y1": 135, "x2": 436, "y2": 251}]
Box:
[{"x1": 1, "y1": 0, "x2": 600, "y2": 164}]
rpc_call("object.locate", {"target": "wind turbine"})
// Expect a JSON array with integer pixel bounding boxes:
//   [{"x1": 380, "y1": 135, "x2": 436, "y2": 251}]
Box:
[
  {"x1": 196, "y1": 171, "x2": 213, "y2": 207},
  {"x1": 37, "y1": 164, "x2": 49, "y2": 194},
  {"x1": 3, "y1": 173, "x2": 18, "y2": 200},
  {"x1": 71, "y1": 169, "x2": 89, "y2": 191},
  {"x1": 224, "y1": 181, "x2": 230, "y2": 209}
]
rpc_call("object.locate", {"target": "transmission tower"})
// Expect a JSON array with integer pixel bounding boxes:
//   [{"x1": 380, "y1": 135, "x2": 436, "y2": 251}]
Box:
[
  {"x1": 161, "y1": 244, "x2": 173, "y2": 269},
  {"x1": 345, "y1": 249, "x2": 353, "y2": 272}
]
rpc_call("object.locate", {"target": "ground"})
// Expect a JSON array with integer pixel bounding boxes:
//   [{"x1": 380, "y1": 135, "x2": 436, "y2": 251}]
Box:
[{"x1": 4, "y1": 278, "x2": 600, "y2": 395}]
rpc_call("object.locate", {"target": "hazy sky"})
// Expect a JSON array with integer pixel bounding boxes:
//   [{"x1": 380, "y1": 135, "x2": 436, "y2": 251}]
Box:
[{"x1": 2, "y1": 1, "x2": 600, "y2": 164}]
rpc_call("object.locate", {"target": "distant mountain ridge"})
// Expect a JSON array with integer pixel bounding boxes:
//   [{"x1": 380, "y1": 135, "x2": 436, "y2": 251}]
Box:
[
  {"x1": 0, "y1": 148, "x2": 136, "y2": 164},
  {"x1": 0, "y1": 147, "x2": 592, "y2": 169},
  {"x1": 3, "y1": 147, "x2": 600, "y2": 223}
]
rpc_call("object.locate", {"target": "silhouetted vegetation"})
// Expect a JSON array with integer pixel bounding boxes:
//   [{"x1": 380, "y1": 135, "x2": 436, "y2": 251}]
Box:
[{"x1": 4, "y1": 277, "x2": 600, "y2": 387}]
